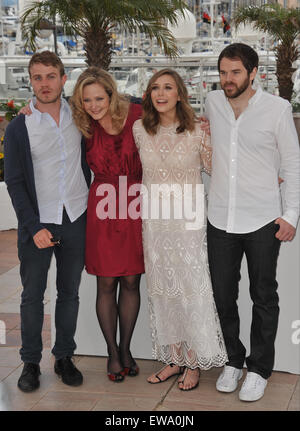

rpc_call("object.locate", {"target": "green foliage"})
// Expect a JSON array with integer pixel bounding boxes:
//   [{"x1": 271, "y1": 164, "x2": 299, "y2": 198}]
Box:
[
  {"x1": 0, "y1": 100, "x2": 27, "y2": 122},
  {"x1": 291, "y1": 92, "x2": 300, "y2": 112},
  {"x1": 233, "y1": 4, "x2": 300, "y2": 101},
  {"x1": 21, "y1": 0, "x2": 189, "y2": 67},
  {"x1": 292, "y1": 101, "x2": 300, "y2": 112},
  {"x1": 234, "y1": 3, "x2": 300, "y2": 44},
  {"x1": 0, "y1": 100, "x2": 27, "y2": 181}
]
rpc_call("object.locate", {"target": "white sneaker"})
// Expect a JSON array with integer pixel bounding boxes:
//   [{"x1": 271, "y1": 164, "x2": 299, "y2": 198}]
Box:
[
  {"x1": 239, "y1": 372, "x2": 267, "y2": 402},
  {"x1": 216, "y1": 365, "x2": 243, "y2": 393}
]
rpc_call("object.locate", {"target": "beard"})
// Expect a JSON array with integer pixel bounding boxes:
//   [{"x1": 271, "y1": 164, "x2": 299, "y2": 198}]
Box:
[
  {"x1": 221, "y1": 75, "x2": 250, "y2": 99},
  {"x1": 35, "y1": 90, "x2": 62, "y2": 105}
]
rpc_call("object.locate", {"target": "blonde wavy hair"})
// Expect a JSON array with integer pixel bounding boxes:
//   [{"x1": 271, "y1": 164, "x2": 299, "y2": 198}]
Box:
[
  {"x1": 70, "y1": 67, "x2": 129, "y2": 138},
  {"x1": 142, "y1": 68, "x2": 196, "y2": 135}
]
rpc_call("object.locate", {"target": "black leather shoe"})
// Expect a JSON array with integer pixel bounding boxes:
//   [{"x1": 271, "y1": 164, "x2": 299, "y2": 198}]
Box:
[
  {"x1": 54, "y1": 357, "x2": 83, "y2": 386},
  {"x1": 17, "y1": 363, "x2": 41, "y2": 392}
]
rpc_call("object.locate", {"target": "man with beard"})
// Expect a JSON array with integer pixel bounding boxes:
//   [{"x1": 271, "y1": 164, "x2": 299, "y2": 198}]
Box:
[
  {"x1": 4, "y1": 51, "x2": 90, "y2": 392},
  {"x1": 205, "y1": 43, "x2": 300, "y2": 401}
]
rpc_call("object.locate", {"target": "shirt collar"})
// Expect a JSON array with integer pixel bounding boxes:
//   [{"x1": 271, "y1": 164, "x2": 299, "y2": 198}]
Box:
[
  {"x1": 30, "y1": 97, "x2": 72, "y2": 125},
  {"x1": 248, "y1": 85, "x2": 263, "y2": 105},
  {"x1": 221, "y1": 84, "x2": 263, "y2": 108}
]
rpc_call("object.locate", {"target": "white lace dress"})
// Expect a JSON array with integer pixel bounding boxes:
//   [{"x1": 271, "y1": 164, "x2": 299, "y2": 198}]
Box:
[{"x1": 133, "y1": 120, "x2": 227, "y2": 370}]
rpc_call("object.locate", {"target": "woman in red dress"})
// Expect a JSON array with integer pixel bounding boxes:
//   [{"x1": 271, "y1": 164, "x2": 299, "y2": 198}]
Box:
[{"x1": 70, "y1": 67, "x2": 144, "y2": 382}]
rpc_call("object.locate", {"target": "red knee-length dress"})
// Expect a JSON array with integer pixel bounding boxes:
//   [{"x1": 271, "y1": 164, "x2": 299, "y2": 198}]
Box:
[{"x1": 85, "y1": 103, "x2": 144, "y2": 276}]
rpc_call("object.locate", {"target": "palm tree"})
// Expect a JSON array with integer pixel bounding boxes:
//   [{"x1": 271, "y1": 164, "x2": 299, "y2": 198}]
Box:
[
  {"x1": 21, "y1": 0, "x2": 188, "y2": 70},
  {"x1": 234, "y1": 3, "x2": 300, "y2": 102}
]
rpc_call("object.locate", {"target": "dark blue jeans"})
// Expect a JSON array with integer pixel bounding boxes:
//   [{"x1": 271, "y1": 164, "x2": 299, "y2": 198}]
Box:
[
  {"x1": 207, "y1": 220, "x2": 281, "y2": 379},
  {"x1": 18, "y1": 210, "x2": 86, "y2": 364}
]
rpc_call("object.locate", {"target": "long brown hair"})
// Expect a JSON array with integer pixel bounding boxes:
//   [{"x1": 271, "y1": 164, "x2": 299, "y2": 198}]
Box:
[
  {"x1": 69, "y1": 67, "x2": 129, "y2": 138},
  {"x1": 142, "y1": 68, "x2": 196, "y2": 135}
]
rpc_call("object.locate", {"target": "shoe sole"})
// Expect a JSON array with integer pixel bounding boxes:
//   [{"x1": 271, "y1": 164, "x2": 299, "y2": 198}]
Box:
[
  {"x1": 123, "y1": 366, "x2": 139, "y2": 377},
  {"x1": 17, "y1": 381, "x2": 40, "y2": 392},
  {"x1": 178, "y1": 381, "x2": 199, "y2": 391},
  {"x1": 54, "y1": 368, "x2": 83, "y2": 386},
  {"x1": 239, "y1": 392, "x2": 265, "y2": 402},
  {"x1": 125, "y1": 372, "x2": 139, "y2": 377},
  {"x1": 147, "y1": 371, "x2": 183, "y2": 384},
  {"x1": 177, "y1": 368, "x2": 200, "y2": 391},
  {"x1": 216, "y1": 371, "x2": 243, "y2": 393},
  {"x1": 147, "y1": 364, "x2": 184, "y2": 384}
]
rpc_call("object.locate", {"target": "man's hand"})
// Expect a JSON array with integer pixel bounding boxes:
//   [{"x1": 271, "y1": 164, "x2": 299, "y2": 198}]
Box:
[
  {"x1": 274, "y1": 218, "x2": 296, "y2": 242},
  {"x1": 33, "y1": 228, "x2": 54, "y2": 249},
  {"x1": 199, "y1": 116, "x2": 211, "y2": 136}
]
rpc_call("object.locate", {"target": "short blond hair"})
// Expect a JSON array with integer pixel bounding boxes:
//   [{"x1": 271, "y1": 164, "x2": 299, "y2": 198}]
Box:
[{"x1": 28, "y1": 51, "x2": 65, "y2": 77}]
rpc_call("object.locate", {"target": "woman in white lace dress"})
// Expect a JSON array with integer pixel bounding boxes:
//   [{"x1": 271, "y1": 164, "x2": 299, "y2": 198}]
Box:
[{"x1": 133, "y1": 69, "x2": 227, "y2": 390}]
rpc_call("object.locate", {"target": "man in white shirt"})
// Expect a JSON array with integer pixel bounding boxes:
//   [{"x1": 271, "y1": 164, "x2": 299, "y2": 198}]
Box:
[
  {"x1": 205, "y1": 43, "x2": 300, "y2": 402},
  {"x1": 4, "y1": 51, "x2": 90, "y2": 392}
]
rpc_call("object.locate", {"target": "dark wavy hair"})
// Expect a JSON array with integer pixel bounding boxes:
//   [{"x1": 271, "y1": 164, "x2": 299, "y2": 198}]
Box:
[
  {"x1": 142, "y1": 68, "x2": 196, "y2": 135},
  {"x1": 218, "y1": 43, "x2": 259, "y2": 75}
]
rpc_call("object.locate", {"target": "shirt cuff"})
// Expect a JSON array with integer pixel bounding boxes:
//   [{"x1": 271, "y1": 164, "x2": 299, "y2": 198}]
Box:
[{"x1": 281, "y1": 210, "x2": 299, "y2": 229}]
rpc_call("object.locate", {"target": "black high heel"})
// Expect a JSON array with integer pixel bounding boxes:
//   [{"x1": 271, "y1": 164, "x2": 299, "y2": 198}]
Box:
[
  {"x1": 107, "y1": 356, "x2": 125, "y2": 382},
  {"x1": 120, "y1": 348, "x2": 139, "y2": 377},
  {"x1": 123, "y1": 361, "x2": 139, "y2": 377},
  {"x1": 107, "y1": 370, "x2": 125, "y2": 382}
]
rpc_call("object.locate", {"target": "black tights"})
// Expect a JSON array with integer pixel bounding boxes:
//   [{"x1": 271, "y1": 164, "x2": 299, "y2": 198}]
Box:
[{"x1": 96, "y1": 274, "x2": 141, "y2": 373}]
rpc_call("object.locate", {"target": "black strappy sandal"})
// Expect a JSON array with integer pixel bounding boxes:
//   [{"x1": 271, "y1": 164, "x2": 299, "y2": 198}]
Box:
[
  {"x1": 177, "y1": 367, "x2": 200, "y2": 391},
  {"x1": 147, "y1": 363, "x2": 184, "y2": 384}
]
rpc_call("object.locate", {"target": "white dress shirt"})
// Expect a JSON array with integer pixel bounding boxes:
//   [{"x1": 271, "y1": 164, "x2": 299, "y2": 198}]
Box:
[
  {"x1": 25, "y1": 98, "x2": 89, "y2": 224},
  {"x1": 205, "y1": 86, "x2": 300, "y2": 233}
]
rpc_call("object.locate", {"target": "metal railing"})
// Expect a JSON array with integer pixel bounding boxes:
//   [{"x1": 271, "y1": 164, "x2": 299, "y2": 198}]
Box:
[{"x1": 0, "y1": 53, "x2": 278, "y2": 114}]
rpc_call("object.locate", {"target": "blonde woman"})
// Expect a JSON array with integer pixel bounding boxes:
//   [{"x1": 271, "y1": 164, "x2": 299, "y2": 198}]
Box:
[
  {"x1": 70, "y1": 67, "x2": 144, "y2": 382},
  {"x1": 133, "y1": 69, "x2": 227, "y2": 391}
]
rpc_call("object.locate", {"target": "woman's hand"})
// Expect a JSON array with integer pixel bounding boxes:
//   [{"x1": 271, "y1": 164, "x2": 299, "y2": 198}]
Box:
[
  {"x1": 18, "y1": 102, "x2": 32, "y2": 116},
  {"x1": 199, "y1": 116, "x2": 211, "y2": 136}
]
